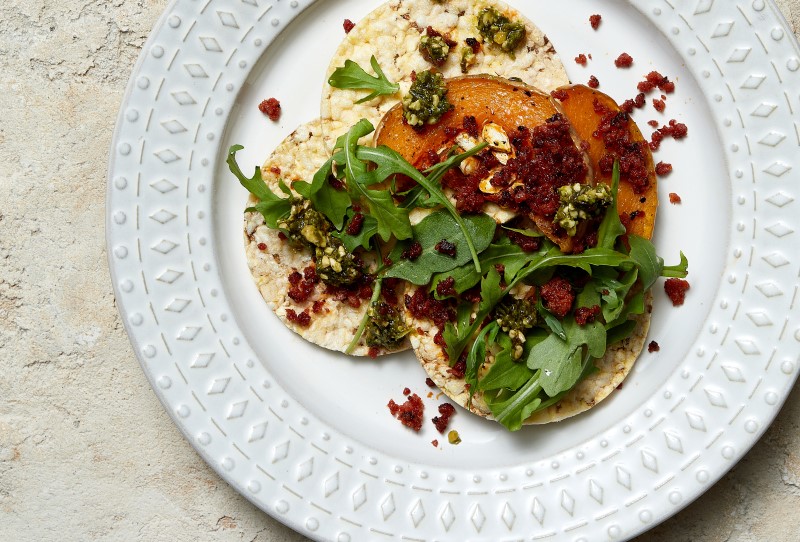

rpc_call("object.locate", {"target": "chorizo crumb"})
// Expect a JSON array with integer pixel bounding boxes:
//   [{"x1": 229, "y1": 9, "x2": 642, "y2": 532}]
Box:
[
  {"x1": 258, "y1": 98, "x2": 281, "y2": 121},
  {"x1": 653, "y1": 98, "x2": 666, "y2": 112},
  {"x1": 655, "y1": 162, "x2": 673, "y2": 176},
  {"x1": 588, "y1": 75, "x2": 600, "y2": 88},
  {"x1": 432, "y1": 403, "x2": 457, "y2": 434},
  {"x1": 285, "y1": 308, "x2": 311, "y2": 328},
  {"x1": 402, "y1": 241, "x2": 423, "y2": 260},
  {"x1": 343, "y1": 19, "x2": 355, "y2": 33},
  {"x1": 435, "y1": 239, "x2": 457, "y2": 257},
  {"x1": 669, "y1": 192, "x2": 682, "y2": 204},
  {"x1": 590, "y1": 14, "x2": 602, "y2": 29},
  {"x1": 575, "y1": 54, "x2": 588, "y2": 65},
  {"x1": 388, "y1": 393, "x2": 424, "y2": 431},
  {"x1": 664, "y1": 278, "x2": 690, "y2": 306},
  {"x1": 575, "y1": 305, "x2": 601, "y2": 325},
  {"x1": 540, "y1": 276, "x2": 574, "y2": 318},
  {"x1": 648, "y1": 340, "x2": 660, "y2": 353},
  {"x1": 615, "y1": 53, "x2": 634, "y2": 68}
]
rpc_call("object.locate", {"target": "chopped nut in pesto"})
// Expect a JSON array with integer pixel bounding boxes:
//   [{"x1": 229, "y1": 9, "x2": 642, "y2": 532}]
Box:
[
  {"x1": 364, "y1": 301, "x2": 410, "y2": 349},
  {"x1": 402, "y1": 70, "x2": 452, "y2": 127},
  {"x1": 314, "y1": 236, "x2": 362, "y2": 287},
  {"x1": 554, "y1": 183, "x2": 613, "y2": 237},
  {"x1": 460, "y1": 45, "x2": 476, "y2": 73},
  {"x1": 419, "y1": 33, "x2": 451, "y2": 67},
  {"x1": 494, "y1": 297, "x2": 537, "y2": 360},
  {"x1": 278, "y1": 198, "x2": 332, "y2": 249},
  {"x1": 476, "y1": 7, "x2": 526, "y2": 58}
]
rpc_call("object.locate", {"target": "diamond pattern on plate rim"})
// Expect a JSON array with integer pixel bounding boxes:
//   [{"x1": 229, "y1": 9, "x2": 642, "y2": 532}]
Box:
[{"x1": 106, "y1": 1, "x2": 800, "y2": 540}]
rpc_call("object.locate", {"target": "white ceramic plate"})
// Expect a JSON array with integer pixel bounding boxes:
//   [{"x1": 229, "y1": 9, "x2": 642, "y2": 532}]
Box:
[{"x1": 107, "y1": 1, "x2": 800, "y2": 540}]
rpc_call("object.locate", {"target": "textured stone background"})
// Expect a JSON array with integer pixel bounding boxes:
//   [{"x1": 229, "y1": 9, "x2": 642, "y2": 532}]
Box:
[{"x1": 0, "y1": 1, "x2": 798, "y2": 541}]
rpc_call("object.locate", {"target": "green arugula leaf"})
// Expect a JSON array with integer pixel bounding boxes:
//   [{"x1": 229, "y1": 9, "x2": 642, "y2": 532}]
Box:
[
  {"x1": 486, "y1": 376, "x2": 544, "y2": 432},
  {"x1": 328, "y1": 56, "x2": 400, "y2": 104},
  {"x1": 627, "y1": 234, "x2": 664, "y2": 291},
  {"x1": 597, "y1": 161, "x2": 625, "y2": 250},
  {"x1": 662, "y1": 251, "x2": 689, "y2": 278},
  {"x1": 477, "y1": 331, "x2": 542, "y2": 392},
  {"x1": 465, "y1": 322, "x2": 496, "y2": 391},
  {"x1": 338, "y1": 121, "x2": 412, "y2": 242},
  {"x1": 333, "y1": 210, "x2": 379, "y2": 252},
  {"x1": 430, "y1": 239, "x2": 532, "y2": 297},
  {"x1": 536, "y1": 297, "x2": 566, "y2": 340},
  {"x1": 228, "y1": 144, "x2": 292, "y2": 227},
  {"x1": 443, "y1": 266, "x2": 504, "y2": 362},
  {"x1": 384, "y1": 211, "x2": 496, "y2": 285},
  {"x1": 526, "y1": 318, "x2": 606, "y2": 396},
  {"x1": 354, "y1": 144, "x2": 488, "y2": 272},
  {"x1": 293, "y1": 157, "x2": 351, "y2": 230}
]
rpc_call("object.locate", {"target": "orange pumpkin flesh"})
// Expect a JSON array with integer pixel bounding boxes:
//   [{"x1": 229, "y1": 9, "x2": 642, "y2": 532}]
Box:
[
  {"x1": 374, "y1": 76, "x2": 657, "y2": 244},
  {"x1": 375, "y1": 75, "x2": 560, "y2": 166},
  {"x1": 555, "y1": 85, "x2": 657, "y2": 240}
]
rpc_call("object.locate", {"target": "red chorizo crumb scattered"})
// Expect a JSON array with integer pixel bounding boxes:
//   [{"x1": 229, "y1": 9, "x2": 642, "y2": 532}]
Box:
[
  {"x1": 669, "y1": 192, "x2": 682, "y2": 204},
  {"x1": 648, "y1": 340, "x2": 660, "y2": 353},
  {"x1": 590, "y1": 14, "x2": 602, "y2": 29},
  {"x1": 258, "y1": 98, "x2": 281, "y2": 121},
  {"x1": 588, "y1": 75, "x2": 600, "y2": 88},
  {"x1": 615, "y1": 53, "x2": 634, "y2": 68},
  {"x1": 312, "y1": 300, "x2": 326, "y2": 313},
  {"x1": 287, "y1": 267, "x2": 317, "y2": 303},
  {"x1": 405, "y1": 288, "x2": 455, "y2": 329},
  {"x1": 426, "y1": 377, "x2": 436, "y2": 388},
  {"x1": 655, "y1": 161, "x2": 673, "y2": 176},
  {"x1": 647, "y1": 120, "x2": 659, "y2": 128},
  {"x1": 435, "y1": 239, "x2": 457, "y2": 257},
  {"x1": 436, "y1": 276, "x2": 457, "y2": 298},
  {"x1": 388, "y1": 393, "x2": 424, "y2": 431},
  {"x1": 368, "y1": 347, "x2": 380, "y2": 359},
  {"x1": 402, "y1": 241, "x2": 423, "y2": 260},
  {"x1": 540, "y1": 276, "x2": 574, "y2": 318},
  {"x1": 448, "y1": 359, "x2": 466, "y2": 379},
  {"x1": 431, "y1": 439, "x2": 439, "y2": 447},
  {"x1": 343, "y1": 19, "x2": 355, "y2": 33},
  {"x1": 649, "y1": 120, "x2": 689, "y2": 151},
  {"x1": 346, "y1": 213, "x2": 365, "y2": 235},
  {"x1": 257, "y1": 242, "x2": 267, "y2": 251},
  {"x1": 664, "y1": 278, "x2": 690, "y2": 306},
  {"x1": 403, "y1": 387, "x2": 411, "y2": 396},
  {"x1": 653, "y1": 98, "x2": 666, "y2": 112},
  {"x1": 575, "y1": 53, "x2": 588, "y2": 65},
  {"x1": 269, "y1": 166, "x2": 281, "y2": 176},
  {"x1": 505, "y1": 230, "x2": 541, "y2": 252},
  {"x1": 432, "y1": 403, "x2": 457, "y2": 434},
  {"x1": 285, "y1": 308, "x2": 311, "y2": 328},
  {"x1": 575, "y1": 305, "x2": 601, "y2": 326},
  {"x1": 551, "y1": 88, "x2": 569, "y2": 101}
]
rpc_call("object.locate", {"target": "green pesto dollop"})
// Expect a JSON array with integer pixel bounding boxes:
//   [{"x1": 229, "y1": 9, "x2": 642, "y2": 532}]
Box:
[
  {"x1": 314, "y1": 236, "x2": 362, "y2": 287},
  {"x1": 364, "y1": 301, "x2": 410, "y2": 349},
  {"x1": 460, "y1": 45, "x2": 476, "y2": 73},
  {"x1": 419, "y1": 34, "x2": 451, "y2": 67},
  {"x1": 476, "y1": 7, "x2": 526, "y2": 57},
  {"x1": 402, "y1": 70, "x2": 452, "y2": 127},
  {"x1": 278, "y1": 198, "x2": 332, "y2": 249},
  {"x1": 494, "y1": 297, "x2": 537, "y2": 360},
  {"x1": 554, "y1": 183, "x2": 613, "y2": 237}
]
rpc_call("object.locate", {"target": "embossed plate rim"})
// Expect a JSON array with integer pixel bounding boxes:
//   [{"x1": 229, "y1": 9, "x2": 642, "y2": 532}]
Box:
[{"x1": 107, "y1": 1, "x2": 800, "y2": 540}]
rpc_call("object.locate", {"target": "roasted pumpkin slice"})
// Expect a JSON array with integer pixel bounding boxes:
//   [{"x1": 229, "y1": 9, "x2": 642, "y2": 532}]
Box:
[
  {"x1": 555, "y1": 85, "x2": 658, "y2": 240},
  {"x1": 375, "y1": 75, "x2": 592, "y2": 252}
]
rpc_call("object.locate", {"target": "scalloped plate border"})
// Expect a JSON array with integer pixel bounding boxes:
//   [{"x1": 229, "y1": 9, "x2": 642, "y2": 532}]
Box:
[{"x1": 107, "y1": 1, "x2": 800, "y2": 540}]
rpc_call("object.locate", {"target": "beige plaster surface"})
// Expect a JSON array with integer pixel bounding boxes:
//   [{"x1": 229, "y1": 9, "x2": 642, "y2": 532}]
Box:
[{"x1": 0, "y1": 1, "x2": 799, "y2": 541}]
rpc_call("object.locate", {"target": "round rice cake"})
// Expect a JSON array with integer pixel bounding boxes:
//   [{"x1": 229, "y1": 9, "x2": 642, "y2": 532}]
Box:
[
  {"x1": 408, "y1": 291, "x2": 653, "y2": 424},
  {"x1": 244, "y1": 119, "x2": 409, "y2": 356},
  {"x1": 320, "y1": 0, "x2": 570, "y2": 147}
]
